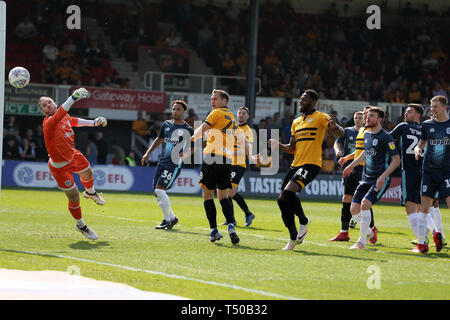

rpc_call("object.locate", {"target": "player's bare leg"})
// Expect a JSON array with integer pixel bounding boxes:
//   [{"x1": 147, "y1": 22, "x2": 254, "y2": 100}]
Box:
[
  {"x1": 64, "y1": 187, "x2": 97, "y2": 240},
  {"x1": 79, "y1": 167, "x2": 105, "y2": 205}
]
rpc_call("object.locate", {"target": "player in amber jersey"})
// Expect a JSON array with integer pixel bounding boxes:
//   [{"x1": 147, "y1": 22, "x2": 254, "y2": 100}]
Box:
[
  {"x1": 191, "y1": 89, "x2": 241, "y2": 244},
  {"x1": 269, "y1": 89, "x2": 344, "y2": 250},
  {"x1": 220, "y1": 106, "x2": 256, "y2": 227},
  {"x1": 40, "y1": 88, "x2": 107, "y2": 241}
]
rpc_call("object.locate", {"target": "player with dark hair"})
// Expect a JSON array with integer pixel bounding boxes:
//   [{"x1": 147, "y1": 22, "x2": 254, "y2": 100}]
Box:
[
  {"x1": 330, "y1": 110, "x2": 364, "y2": 241},
  {"x1": 413, "y1": 95, "x2": 450, "y2": 253},
  {"x1": 142, "y1": 100, "x2": 193, "y2": 230},
  {"x1": 337, "y1": 106, "x2": 377, "y2": 239},
  {"x1": 269, "y1": 89, "x2": 344, "y2": 250},
  {"x1": 39, "y1": 88, "x2": 107, "y2": 241},
  {"x1": 343, "y1": 107, "x2": 400, "y2": 250},
  {"x1": 389, "y1": 104, "x2": 428, "y2": 249}
]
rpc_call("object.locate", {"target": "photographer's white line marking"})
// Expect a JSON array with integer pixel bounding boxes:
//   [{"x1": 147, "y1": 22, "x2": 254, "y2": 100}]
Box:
[{"x1": 1, "y1": 248, "x2": 303, "y2": 300}]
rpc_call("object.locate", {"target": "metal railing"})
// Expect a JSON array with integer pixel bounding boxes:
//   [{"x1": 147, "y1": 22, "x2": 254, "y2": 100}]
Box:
[
  {"x1": 143, "y1": 71, "x2": 261, "y2": 95},
  {"x1": 130, "y1": 132, "x2": 148, "y2": 158}
]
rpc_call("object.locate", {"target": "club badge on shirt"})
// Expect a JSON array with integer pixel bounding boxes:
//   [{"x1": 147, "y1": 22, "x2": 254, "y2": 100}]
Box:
[{"x1": 388, "y1": 141, "x2": 396, "y2": 150}]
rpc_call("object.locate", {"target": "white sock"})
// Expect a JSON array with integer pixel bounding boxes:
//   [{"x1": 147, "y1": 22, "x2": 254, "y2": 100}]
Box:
[
  {"x1": 431, "y1": 206, "x2": 445, "y2": 236},
  {"x1": 154, "y1": 189, "x2": 174, "y2": 220},
  {"x1": 341, "y1": 230, "x2": 348, "y2": 233},
  {"x1": 426, "y1": 210, "x2": 436, "y2": 233},
  {"x1": 352, "y1": 213, "x2": 362, "y2": 225},
  {"x1": 417, "y1": 212, "x2": 428, "y2": 245},
  {"x1": 360, "y1": 210, "x2": 372, "y2": 244},
  {"x1": 407, "y1": 213, "x2": 419, "y2": 239},
  {"x1": 85, "y1": 187, "x2": 96, "y2": 194},
  {"x1": 76, "y1": 218, "x2": 85, "y2": 227}
]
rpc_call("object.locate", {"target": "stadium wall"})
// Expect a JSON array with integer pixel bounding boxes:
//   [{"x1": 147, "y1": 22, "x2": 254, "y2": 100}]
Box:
[{"x1": 1, "y1": 160, "x2": 402, "y2": 203}]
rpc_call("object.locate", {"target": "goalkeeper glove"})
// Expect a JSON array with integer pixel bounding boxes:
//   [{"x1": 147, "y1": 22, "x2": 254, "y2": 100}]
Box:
[
  {"x1": 94, "y1": 117, "x2": 107, "y2": 127},
  {"x1": 71, "y1": 87, "x2": 89, "y2": 101}
]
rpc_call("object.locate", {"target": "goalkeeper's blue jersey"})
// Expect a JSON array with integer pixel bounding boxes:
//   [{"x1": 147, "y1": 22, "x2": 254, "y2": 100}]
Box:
[{"x1": 157, "y1": 120, "x2": 194, "y2": 166}]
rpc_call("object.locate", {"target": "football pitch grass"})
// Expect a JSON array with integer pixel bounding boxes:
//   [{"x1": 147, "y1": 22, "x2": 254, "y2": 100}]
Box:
[{"x1": 0, "y1": 188, "x2": 449, "y2": 300}]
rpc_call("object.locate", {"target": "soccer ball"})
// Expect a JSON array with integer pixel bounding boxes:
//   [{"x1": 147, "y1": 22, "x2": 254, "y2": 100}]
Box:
[{"x1": 8, "y1": 66, "x2": 30, "y2": 88}]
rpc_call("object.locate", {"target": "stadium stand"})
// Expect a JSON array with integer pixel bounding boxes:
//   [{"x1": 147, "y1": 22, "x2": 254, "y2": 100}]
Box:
[{"x1": 3, "y1": 0, "x2": 449, "y2": 173}]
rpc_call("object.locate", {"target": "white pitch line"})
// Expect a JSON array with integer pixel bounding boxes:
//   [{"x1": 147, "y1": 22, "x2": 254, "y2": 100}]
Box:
[{"x1": 1, "y1": 248, "x2": 303, "y2": 300}]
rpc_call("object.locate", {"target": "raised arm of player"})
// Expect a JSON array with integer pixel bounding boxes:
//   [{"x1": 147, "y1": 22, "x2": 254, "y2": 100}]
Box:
[
  {"x1": 45, "y1": 88, "x2": 89, "y2": 128},
  {"x1": 70, "y1": 117, "x2": 107, "y2": 127},
  {"x1": 142, "y1": 137, "x2": 164, "y2": 165},
  {"x1": 328, "y1": 118, "x2": 345, "y2": 138}
]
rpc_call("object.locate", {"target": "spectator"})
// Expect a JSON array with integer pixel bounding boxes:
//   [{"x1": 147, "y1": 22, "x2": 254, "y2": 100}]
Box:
[
  {"x1": 33, "y1": 124, "x2": 47, "y2": 161},
  {"x1": 95, "y1": 131, "x2": 108, "y2": 164},
  {"x1": 432, "y1": 82, "x2": 448, "y2": 99},
  {"x1": 407, "y1": 82, "x2": 421, "y2": 103},
  {"x1": 4, "y1": 115, "x2": 20, "y2": 142},
  {"x1": 132, "y1": 111, "x2": 149, "y2": 138},
  {"x1": 42, "y1": 40, "x2": 59, "y2": 61},
  {"x1": 111, "y1": 140, "x2": 126, "y2": 165},
  {"x1": 56, "y1": 60, "x2": 74, "y2": 82},
  {"x1": 4, "y1": 138, "x2": 21, "y2": 160},
  {"x1": 124, "y1": 151, "x2": 137, "y2": 166},
  {"x1": 63, "y1": 39, "x2": 78, "y2": 56},
  {"x1": 19, "y1": 138, "x2": 36, "y2": 161},
  {"x1": 14, "y1": 16, "x2": 38, "y2": 40},
  {"x1": 86, "y1": 134, "x2": 98, "y2": 165},
  {"x1": 85, "y1": 39, "x2": 103, "y2": 67},
  {"x1": 155, "y1": 33, "x2": 168, "y2": 47},
  {"x1": 185, "y1": 108, "x2": 198, "y2": 127},
  {"x1": 166, "y1": 30, "x2": 182, "y2": 47}
]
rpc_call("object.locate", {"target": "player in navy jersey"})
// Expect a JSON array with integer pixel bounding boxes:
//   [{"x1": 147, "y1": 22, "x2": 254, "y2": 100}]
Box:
[
  {"x1": 330, "y1": 111, "x2": 364, "y2": 241},
  {"x1": 389, "y1": 104, "x2": 425, "y2": 248},
  {"x1": 343, "y1": 107, "x2": 400, "y2": 250},
  {"x1": 142, "y1": 100, "x2": 194, "y2": 230},
  {"x1": 413, "y1": 95, "x2": 450, "y2": 253}
]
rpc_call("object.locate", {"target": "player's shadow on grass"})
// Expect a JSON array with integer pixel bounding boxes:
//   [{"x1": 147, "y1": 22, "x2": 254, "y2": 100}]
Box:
[
  {"x1": 69, "y1": 241, "x2": 110, "y2": 250},
  {"x1": 213, "y1": 242, "x2": 278, "y2": 252},
  {"x1": 294, "y1": 250, "x2": 388, "y2": 262},
  {"x1": 236, "y1": 226, "x2": 284, "y2": 233}
]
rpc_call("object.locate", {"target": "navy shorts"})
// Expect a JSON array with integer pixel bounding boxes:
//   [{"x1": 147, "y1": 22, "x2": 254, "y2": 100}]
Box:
[
  {"x1": 401, "y1": 168, "x2": 422, "y2": 205},
  {"x1": 343, "y1": 165, "x2": 363, "y2": 196},
  {"x1": 421, "y1": 168, "x2": 450, "y2": 199},
  {"x1": 352, "y1": 177, "x2": 391, "y2": 205},
  {"x1": 153, "y1": 163, "x2": 181, "y2": 189}
]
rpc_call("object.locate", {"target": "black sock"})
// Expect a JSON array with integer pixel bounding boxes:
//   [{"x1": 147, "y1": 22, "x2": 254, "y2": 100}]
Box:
[
  {"x1": 228, "y1": 197, "x2": 235, "y2": 221},
  {"x1": 341, "y1": 202, "x2": 352, "y2": 231},
  {"x1": 204, "y1": 199, "x2": 217, "y2": 229},
  {"x1": 233, "y1": 193, "x2": 251, "y2": 216},
  {"x1": 278, "y1": 196, "x2": 297, "y2": 240},
  {"x1": 220, "y1": 198, "x2": 235, "y2": 225},
  {"x1": 283, "y1": 190, "x2": 308, "y2": 225},
  {"x1": 369, "y1": 208, "x2": 375, "y2": 229}
]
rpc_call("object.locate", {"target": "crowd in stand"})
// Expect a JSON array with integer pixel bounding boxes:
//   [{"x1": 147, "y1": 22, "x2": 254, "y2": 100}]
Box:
[
  {"x1": 6, "y1": 0, "x2": 131, "y2": 88},
  {"x1": 4, "y1": 0, "x2": 450, "y2": 175}
]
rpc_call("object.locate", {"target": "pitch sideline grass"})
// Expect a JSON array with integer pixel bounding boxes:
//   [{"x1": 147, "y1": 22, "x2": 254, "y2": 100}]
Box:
[{"x1": 0, "y1": 188, "x2": 449, "y2": 300}]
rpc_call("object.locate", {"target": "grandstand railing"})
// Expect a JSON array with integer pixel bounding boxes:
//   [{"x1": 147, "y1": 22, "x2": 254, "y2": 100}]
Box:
[
  {"x1": 131, "y1": 132, "x2": 148, "y2": 158},
  {"x1": 143, "y1": 71, "x2": 261, "y2": 95}
]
